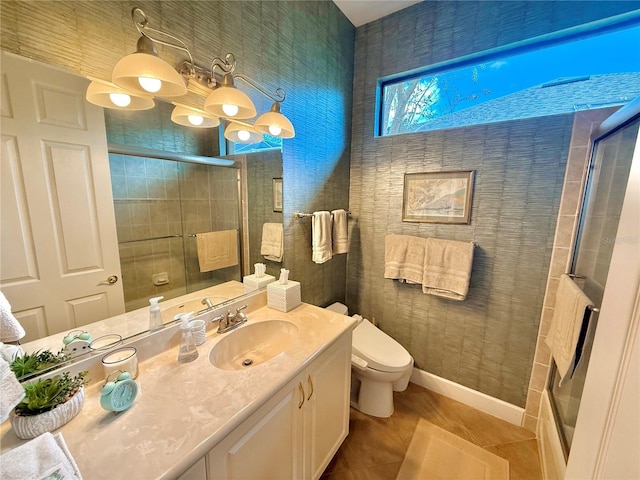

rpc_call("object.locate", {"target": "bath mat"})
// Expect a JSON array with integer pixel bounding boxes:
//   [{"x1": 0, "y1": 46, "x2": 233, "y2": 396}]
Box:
[{"x1": 396, "y1": 419, "x2": 509, "y2": 480}]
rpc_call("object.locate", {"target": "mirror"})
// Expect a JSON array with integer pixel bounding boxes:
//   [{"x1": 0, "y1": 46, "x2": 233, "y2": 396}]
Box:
[{"x1": 1, "y1": 52, "x2": 283, "y2": 377}]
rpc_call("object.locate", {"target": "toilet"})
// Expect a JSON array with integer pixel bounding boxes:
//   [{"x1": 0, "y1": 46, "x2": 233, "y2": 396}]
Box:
[{"x1": 326, "y1": 303, "x2": 414, "y2": 418}]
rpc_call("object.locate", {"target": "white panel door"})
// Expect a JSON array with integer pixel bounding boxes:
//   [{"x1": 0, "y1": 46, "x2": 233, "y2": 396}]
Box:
[{"x1": 0, "y1": 52, "x2": 124, "y2": 341}]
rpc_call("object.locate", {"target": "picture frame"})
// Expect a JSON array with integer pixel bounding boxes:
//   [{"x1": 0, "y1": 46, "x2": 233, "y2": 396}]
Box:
[
  {"x1": 272, "y1": 177, "x2": 283, "y2": 212},
  {"x1": 402, "y1": 170, "x2": 474, "y2": 224}
]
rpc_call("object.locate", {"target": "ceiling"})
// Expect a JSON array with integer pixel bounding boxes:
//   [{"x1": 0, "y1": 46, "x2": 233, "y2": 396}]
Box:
[{"x1": 332, "y1": 0, "x2": 423, "y2": 27}]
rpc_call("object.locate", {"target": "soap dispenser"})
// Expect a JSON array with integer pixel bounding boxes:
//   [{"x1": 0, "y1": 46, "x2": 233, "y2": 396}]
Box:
[
  {"x1": 148, "y1": 296, "x2": 164, "y2": 332},
  {"x1": 177, "y1": 313, "x2": 198, "y2": 363}
]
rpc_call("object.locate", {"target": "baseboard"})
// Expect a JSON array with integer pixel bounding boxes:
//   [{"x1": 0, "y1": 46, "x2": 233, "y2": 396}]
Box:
[{"x1": 410, "y1": 367, "x2": 525, "y2": 426}]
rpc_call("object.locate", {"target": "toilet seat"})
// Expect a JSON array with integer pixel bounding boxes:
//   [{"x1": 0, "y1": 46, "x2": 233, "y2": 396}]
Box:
[{"x1": 352, "y1": 319, "x2": 412, "y2": 373}]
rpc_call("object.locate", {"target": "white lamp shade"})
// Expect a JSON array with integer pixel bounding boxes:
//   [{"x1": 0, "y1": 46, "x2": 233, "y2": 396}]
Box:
[
  {"x1": 224, "y1": 122, "x2": 263, "y2": 144},
  {"x1": 85, "y1": 80, "x2": 155, "y2": 110},
  {"x1": 171, "y1": 105, "x2": 220, "y2": 128},
  {"x1": 112, "y1": 53, "x2": 187, "y2": 97},
  {"x1": 204, "y1": 86, "x2": 257, "y2": 120},
  {"x1": 254, "y1": 110, "x2": 295, "y2": 138}
]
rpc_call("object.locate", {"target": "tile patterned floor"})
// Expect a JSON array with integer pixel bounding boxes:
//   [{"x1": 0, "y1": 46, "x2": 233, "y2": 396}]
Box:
[{"x1": 322, "y1": 383, "x2": 542, "y2": 480}]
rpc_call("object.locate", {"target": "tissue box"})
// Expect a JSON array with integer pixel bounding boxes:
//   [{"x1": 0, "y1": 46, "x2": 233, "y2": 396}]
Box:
[
  {"x1": 267, "y1": 281, "x2": 301, "y2": 312},
  {"x1": 243, "y1": 274, "x2": 275, "y2": 291}
]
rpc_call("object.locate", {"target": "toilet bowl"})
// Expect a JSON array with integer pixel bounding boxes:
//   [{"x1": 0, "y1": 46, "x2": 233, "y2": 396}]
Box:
[{"x1": 326, "y1": 303, "x2": 414, "y2": 418}]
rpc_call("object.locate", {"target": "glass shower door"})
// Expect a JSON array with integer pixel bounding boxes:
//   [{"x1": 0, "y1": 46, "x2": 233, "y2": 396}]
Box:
[{"x1": 549, "y1": 115, "x2": 640, "y2": 454}]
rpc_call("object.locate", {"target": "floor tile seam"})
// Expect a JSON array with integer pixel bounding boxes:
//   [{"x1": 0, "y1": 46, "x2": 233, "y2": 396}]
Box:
[{"x1": 481, "y1": 436, "x2": 539, "y2": 449}]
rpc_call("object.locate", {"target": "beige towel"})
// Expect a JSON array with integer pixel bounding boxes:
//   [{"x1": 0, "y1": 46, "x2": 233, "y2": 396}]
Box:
[
  {"x1": 0, "y1": 432, "x2": 83, "y2": 479},
  {"x1": 196, "y1": 230, "x2": 238, "y2": 272},
  {"x1": 331, "y1": 209, "x2": 349, "y2": 254},
  {"x1": 422, "y1": 238, "x2": 474, "y2": 300},
  {"x1": 545, "y1": 274, "x2": 593, "y2": 384},
  {"x1": 261, "y1": 223, "x2": 284, "y2": 262},
  {"x1": 312, "y1": 211, "x2": 333, "y2": 264},
  {"x1": 384, "y1": 234, "x2": 427, "y2": 285},
  {"x1": 0, "y1": 356, "x2": 24, "y2": 423},
  {"x1": 0, "y1": 291, "x2": 25, "y2": 343}
]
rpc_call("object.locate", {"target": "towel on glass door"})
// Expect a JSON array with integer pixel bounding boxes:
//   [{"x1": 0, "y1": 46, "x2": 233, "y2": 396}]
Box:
[
  {"x1": 195, "y1": 230, "x2": 238, "y2": 272},
  {"x1": 261, "y1": 223, "x2": 284, "y2": 262},
  {"x1": 312, "y1": 211, "x2": 333, "y2": 264}
]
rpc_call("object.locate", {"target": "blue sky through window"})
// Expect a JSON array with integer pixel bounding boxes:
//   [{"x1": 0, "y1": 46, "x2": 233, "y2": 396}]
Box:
[{"x1": 380, "y1": 22, "x2": 640, "y2": 136}]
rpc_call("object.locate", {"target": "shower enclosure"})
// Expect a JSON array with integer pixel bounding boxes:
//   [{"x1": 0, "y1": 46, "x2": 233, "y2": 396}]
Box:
[{"x1": 548, "y1": 109, "x2": 640, "y2": 456}]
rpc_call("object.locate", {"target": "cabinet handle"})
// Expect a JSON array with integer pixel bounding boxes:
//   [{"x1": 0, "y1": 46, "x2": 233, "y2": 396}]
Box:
[
  {"x1": 307, "y1": 375, "x2": 314, "y2": 400},
  {"x1": 298, "y1": 382, "x2": 305, "y2": 409}
]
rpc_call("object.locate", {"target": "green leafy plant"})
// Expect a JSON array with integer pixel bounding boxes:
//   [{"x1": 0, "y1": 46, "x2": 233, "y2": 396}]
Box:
[
  {"x1": 10, "y1": 349, "x2": 70, "y2": 380},
  {"x1": 15, "y1": 371, "x2": 88, "y2": 417}
]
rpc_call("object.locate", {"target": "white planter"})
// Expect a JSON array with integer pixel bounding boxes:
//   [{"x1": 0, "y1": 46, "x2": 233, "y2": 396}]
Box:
[{"x1": 10, "y1": 386, "x2": 85, "y2": 440}]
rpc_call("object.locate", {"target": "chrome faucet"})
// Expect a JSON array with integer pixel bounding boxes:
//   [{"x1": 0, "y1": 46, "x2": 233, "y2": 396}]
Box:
[
  {"x1": 201, "y1": 297, "x2": 215, "y2": 309},
  {"x1": 214, "y1": 304, "x2": 248, "y2": 333}
]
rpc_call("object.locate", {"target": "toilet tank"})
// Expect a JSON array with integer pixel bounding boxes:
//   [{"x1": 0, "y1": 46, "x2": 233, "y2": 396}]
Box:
[{"x1": 325, "y1": 302, "x2": 348, "y2": 316}]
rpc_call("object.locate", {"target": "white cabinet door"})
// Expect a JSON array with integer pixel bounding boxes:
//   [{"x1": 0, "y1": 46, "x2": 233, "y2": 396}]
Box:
[
  {"x1": 208, "y1": 383, "x2": 304, "y2": 479},
  {"x1": 177, "y1": 457, "x2": 207, "y2": 480},
  {"x1": 0, "y1": 52, "x2": 124, "y2": 340},
  {"x1": 306, "y1": 334, "x2": 352, "y2": 480}
]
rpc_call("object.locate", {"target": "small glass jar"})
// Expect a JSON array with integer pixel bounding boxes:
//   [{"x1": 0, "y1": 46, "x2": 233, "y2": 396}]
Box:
[{"x1": 101, "y1": 347, "x2": 138, "y2": 379}]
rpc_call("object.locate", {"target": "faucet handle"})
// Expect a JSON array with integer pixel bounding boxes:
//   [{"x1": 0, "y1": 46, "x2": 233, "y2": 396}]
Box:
[{"x1": 236, "y1": 304, "x2": 248, "y2": 313}]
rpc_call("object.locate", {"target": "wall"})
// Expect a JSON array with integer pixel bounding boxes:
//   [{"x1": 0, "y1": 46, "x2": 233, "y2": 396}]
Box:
[
  {"x1": 348, "y1": 0, "x2": 638, "y2": 409},
  {"x1": 0, "y1": 0, "x2": 355, "y2": 308}
]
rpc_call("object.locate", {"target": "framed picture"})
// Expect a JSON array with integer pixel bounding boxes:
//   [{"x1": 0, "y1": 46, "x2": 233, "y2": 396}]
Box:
[
  {"x1": 272, "y1": 177, "x2": 283, "y2": 212},
  {"x1": 402, "y1": 170, "x2": 474, "y2": 224}
]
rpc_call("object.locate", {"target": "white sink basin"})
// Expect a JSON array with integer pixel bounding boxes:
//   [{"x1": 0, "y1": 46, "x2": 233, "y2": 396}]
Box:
[{"x1": 209, "y1": 320, "x2": 299, "y2": 370}]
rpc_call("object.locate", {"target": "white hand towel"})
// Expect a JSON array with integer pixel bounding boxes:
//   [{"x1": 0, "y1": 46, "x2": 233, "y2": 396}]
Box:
[
  {"x1": 0, "y1": 432, "x2": 83, "y2": 480},
  {"x1": 261, "y1": 223, "x2": 284, "y2": 262},
  {"x1": 0, "y1": 342, "x2": 24, "y2": 363},
  {"x1": 331, "y1": 209, "x2": 349, "y2": 254},
  {"x1": 545, "y1": 274, "x2": 594, "y2": 385},
  {"x1": 312, "y1": 211, "x2": 333, "y2": 264},
  {"x1": 0, "y1": 291, "x2": 25, "y2": 343},
  {"x1": 384, "y1": 234, "x2": 426, "y2": 285},
  {"x1": 422, "y1": 238, "x2": 474, "y2": 300},
  {"x1": 0, "y1": 356, "x2": 24, "y2": 423}
]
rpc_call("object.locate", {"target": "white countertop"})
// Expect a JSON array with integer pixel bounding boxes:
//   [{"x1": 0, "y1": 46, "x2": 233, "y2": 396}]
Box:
[{"x1": 0, "y1": 300, "x2": 356, "y2": 480}]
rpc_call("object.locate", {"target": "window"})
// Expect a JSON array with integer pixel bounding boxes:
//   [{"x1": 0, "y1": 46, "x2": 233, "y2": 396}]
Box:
[{"x1": 378, "y1": 17, "x2": 640, "y2": 136}]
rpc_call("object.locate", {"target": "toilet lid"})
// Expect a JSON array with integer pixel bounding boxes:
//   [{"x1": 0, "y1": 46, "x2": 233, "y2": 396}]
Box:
[{"x1": 352, "y1": 319, "x2": 413, "y2": 373}]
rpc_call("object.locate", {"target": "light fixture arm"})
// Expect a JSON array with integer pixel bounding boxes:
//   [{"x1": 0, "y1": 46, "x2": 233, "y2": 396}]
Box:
[
  {"x1": 130, "y1": 7, "x2": 195, "y2": 71},
  {"x1": 210, "y1": 53, "x2": 236, "y2": 77},
  {"x1": 234, "y1": 74, "x2": 287, "y2": 103}
]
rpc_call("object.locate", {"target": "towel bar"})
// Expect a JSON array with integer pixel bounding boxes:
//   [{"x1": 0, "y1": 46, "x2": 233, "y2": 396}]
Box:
[{"x1": 293, "y1": 210, "x2": 352, "y2": 219}]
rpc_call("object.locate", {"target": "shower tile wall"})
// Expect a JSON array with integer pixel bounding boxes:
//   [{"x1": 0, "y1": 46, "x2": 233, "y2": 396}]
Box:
[{"x1": 110, "y1": 154, "x2": 186, "y2": 311}]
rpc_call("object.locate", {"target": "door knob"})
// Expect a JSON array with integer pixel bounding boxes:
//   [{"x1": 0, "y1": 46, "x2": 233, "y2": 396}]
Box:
[{"x1": 99, "y1": 275, "x2": 119, "y2": 285}]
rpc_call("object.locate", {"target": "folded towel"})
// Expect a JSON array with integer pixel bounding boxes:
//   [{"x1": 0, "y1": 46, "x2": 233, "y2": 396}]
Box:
[
  {"x1": 331, "y1": 209, "x2": 349, "y2": 254},
  {"x1": 0, "y1": 356, "x2": 24, "y2": 423},
  {"x1": 0, "y1": 432, "x2": 83, "y2": 480},
  {"x1": 422, "y1": 238, "x2": 474, "y2": 300},
  {"x1": 545, "y1": 274, "x2": 594, "y2": 385},
  {"x1": 384, "y1": 234, "x2": 427, "y2": 285},
  {"x1": 312, "y1": 211, "x2": 333, "y2": 264},
  {"x1": 0, "y1": 342, "x2": 24, "y2": 363},
  {"x1": 261, "y1": 223, "x2": 284, "y2": 262},
  {"x1": 196, "y1": 230, "x2": 239, "y2": 272},
  {"x1": 0, "y1": 292, "x2": 25, "y2": 343}
]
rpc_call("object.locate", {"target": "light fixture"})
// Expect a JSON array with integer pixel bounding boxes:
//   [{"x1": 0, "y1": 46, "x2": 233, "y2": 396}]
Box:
[
  {"x1": 111, "y1": 8, "x2": 188, "y2": 97},
  {"x1": 224, "y1": 122, "x2": 263, "y2": 144},
  {"x1": 254, "y1": 100, "x2": 295, "y2": 138},
  {"x1": 85, "y1": 79, "x2": 155, "y2": 110},
  {"x1": 171, "y1": 104, "x2": 220, "y2": 128},
  {"x1": 87, "y1": 7, "x2": 295, "y2": 140}
]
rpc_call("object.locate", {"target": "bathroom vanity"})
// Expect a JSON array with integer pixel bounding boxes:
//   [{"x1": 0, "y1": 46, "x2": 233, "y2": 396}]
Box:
[{"x1": 0, "y1": 292, "x2": 356, "y2": 480}]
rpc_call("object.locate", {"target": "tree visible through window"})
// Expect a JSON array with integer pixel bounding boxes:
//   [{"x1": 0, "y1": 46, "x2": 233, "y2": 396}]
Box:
[{"x1": 379, "y1": 21, "x2": 640, "y2": 136}]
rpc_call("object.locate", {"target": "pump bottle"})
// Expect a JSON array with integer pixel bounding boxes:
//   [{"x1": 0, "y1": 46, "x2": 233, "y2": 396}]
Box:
[
  {"x1": 148, "y1": 296, "x2": 164, "y2": 332},
  {"x1": 177, "y1": 313, "x2": 198, "y2": 363}
]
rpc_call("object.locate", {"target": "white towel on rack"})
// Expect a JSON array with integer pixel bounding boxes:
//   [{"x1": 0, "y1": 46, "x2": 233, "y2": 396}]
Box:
[
  {"x1": 331, "y1": 209, "x2": 349, "y2": 255},
  {"x1": 0, "y1": 291, "x2": 25, "y2": 343},
  {"x1": 545, "y1": 274, "x2": 594, "y2": 385},
  {"x1": 422, "y1": 238, "x2": 474, "y2": 300},
  {"x1": 0, "y1": 432, "x2": 83, "y2": 480},
  {"x1": 384, "y1": 234, "x2": 426, "y2": 284},
  {"x1": 312, "y1": 211, "x2": 333, "y2": 264},
  {"x1": 261, "y1": 223, "x2": 284, "y2": 262}
]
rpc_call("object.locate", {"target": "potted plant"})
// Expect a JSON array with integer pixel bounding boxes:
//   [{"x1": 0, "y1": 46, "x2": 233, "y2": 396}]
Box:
[
  {"x1": 10, "y1": 371, "x2": 88, "y2": 440},
  {"x1": 10, "y1": 349, "x2": 70, "y2": 381}
]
